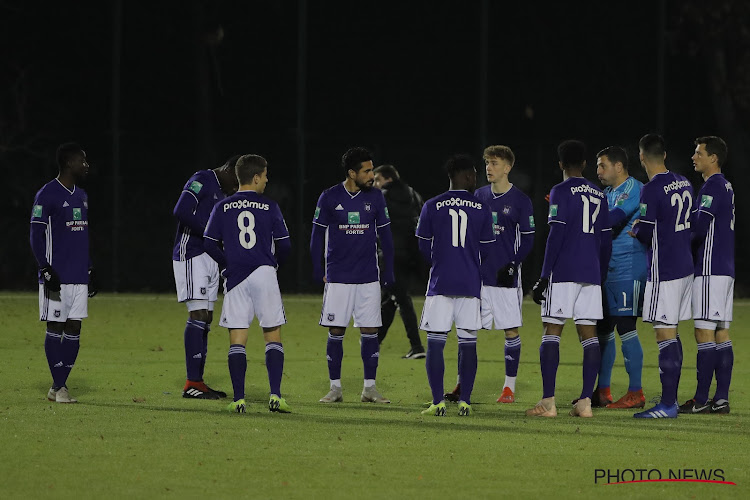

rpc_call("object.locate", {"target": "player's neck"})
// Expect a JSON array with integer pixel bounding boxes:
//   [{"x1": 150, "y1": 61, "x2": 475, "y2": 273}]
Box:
[
  {"x1": 491, "y1": 178, "x2": 511, "y2": 194},
  {"x1": 562, "y1": 169, "x2": 583, "y2": 181},
  {"x1": 344, "y1": 178, "x2": 360, "y2": 193},
  {"x1": 702, "y1": 168, "x2": 721, "y2": 181},
  {"x1": 645, "y1": 163, "x2": 667, "y2": 180},
  {"x1": 238, "y1": 184, "x2": 259, "y2": 193},
  {"x1": 611, "y1": 174, "x2": 629, "y2": 189},
  {"x1": 56, "y1": 173, "x2": 76, "y2": 191}
]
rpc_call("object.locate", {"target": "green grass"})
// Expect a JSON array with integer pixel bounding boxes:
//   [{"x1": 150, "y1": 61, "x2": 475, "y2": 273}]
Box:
[{"x1": 2, "y1": 293, "x2": 748, "y2": 499}]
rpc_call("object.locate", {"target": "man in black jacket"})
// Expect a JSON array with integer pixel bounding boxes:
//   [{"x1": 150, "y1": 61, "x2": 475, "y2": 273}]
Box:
[{"x1": 374, "y1": 164, "x2": 426, "y2": 358}]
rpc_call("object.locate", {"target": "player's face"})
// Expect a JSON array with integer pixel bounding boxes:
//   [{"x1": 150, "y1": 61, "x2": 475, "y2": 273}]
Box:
[
  {"x1": 485, "y1": 157, "x2": 510, "y2": 183},
  {"x1": 467, "y1": 167, "x2": 477, "y2": 192},
  {"x1": 596, "y1": 155, "x2": 616, "y2": 186},
  {"x1": 373, "y1": 172, "x2": 388, "y2": 190},
  {"x1": 692, "y1": 144, "x2": 713, "y2": 174},
  {"x1": 255, "y1": 167, "x2": 269, "y2": 193},
  {"x1": 69, "y1": 151, "x2": 89, "y2": 183},
  {"x1": 353, "y1": 161, "x2": 375, "y2": 191}
]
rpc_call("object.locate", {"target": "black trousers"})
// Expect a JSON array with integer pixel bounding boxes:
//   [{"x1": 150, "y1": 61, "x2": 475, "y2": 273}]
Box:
[{"x1": 378, "y1": 257, "x2": 423, "y2": 348}]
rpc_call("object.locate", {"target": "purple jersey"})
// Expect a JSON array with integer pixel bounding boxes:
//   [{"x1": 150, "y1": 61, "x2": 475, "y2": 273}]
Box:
[
  {"x1": 633, "y1": 171, "x2": 694, "y2": 282},
  {"x1": 692, "y1": 173, "x2": 734, "y2": 277},
  {"x1": 204, "y1": 191, "x2": 289, "y2": 291},
  {"x1": 313, "y1": 183, "x2": 390, "y2": 284},
  {"x1": 543, "y1": 177, "x2": 610, "y2": 284},
  {"x1": 172, "y1": 170, "x2": 225, "y2": 261},
  {"x1": 474, "y1": 185, "x2": 535, "y2": 287},
  {"x1": 416, "y1": 190, "x2": 495, "y2": 298},
  {"x1": 30, "y1": 179, "x2": 90, "y2": 284}
]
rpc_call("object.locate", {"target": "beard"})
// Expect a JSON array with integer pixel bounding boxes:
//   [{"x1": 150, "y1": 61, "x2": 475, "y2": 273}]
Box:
[{"x1": 355, "y1": 179, "x2": 373, "y2": 191}]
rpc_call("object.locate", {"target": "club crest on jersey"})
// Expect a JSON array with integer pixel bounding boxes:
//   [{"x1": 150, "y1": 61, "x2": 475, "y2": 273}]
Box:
[
  {"x1": 72, "y1": 208, "x2": 82, "y2": 220},
  {"x1": 32, "y1": 205, "x2": 43, "y2": 217},
  {"x1": 200, "y1": 287, "x2": 207, "y2": 295},
  {"x1": 529, "y1": 215, "x2": 535, "y2": 228},
  {"x1": 503, "y1": 205, "x2": 511, "y2": 215},
  {"x1": 640, "y1": 203, "x2": 647, "y2": 216},
  {"x1": 327, "y1": 313, "x2": 335, "y2": 321},
  {"x1": 348, "y1": 212, "x2": 360, "y2": 224},
  {"x1": 364, "y1": 203, "x2": 371, "y2": 212},
  {"x1": 701, "y1": 195, "x2": 713, "y2": 208},
  {"x1": 189, "y1": 181, "x2": 203, "y2": 194},
  {"x1": 549, "y1": 205, "x2": 558, "y2": 217}
]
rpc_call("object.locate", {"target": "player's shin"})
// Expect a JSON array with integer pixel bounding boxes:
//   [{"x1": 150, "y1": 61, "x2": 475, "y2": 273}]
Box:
[
  {"x1": 59, "y1": 331, "x2": 81, "y2": 386},
  {"x1": 597, "y1": 331, "x2": 615, "y2": 389},
  {"x1": 426, "y1": 333, "x2": 447, "y2": 404},
  {"x1": 580, "y1": 336, "x2": 601, "y2": 400},
  {"x1": 695, "y1": 341, "x2": 717, "y2": 404},
  {"x1": 360, "y1": 332, "x2": 379, "y2": 382},
  {"x1": 619, "y1": 330, "x2": 643, "y2": 391},
  {"x1": 227, "y1": 344, "x2": 246, "y2": 402},
  {"x1": 539, "y1": 335, "x2": 560, "y2": 398},
  {"x1": 265, "y1": 342, "x2": 284, "y2": 397},
  {"x1": 326, "y1": 332, "x2": 344, "y2": 384},
  {"x1": 457, "y1": 330, "x2": 477, "y2": 405},
  {"x1": 657, "y1": 339, "x2": 681, "y2": 406},
  {"x1": 184, "y1": 319, "x2": 206, "y2": 381},
  {"x1": 714, "y1": 341, "x2": 733, "y2": 402},
  {"x1": 44, "y1": 330, "x2": 64, "y2": 388}
]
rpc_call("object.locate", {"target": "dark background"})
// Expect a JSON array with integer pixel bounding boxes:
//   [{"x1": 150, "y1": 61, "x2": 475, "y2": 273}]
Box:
[{"x1": 3, "y1": 0, "x2": 749, "y2": 294}]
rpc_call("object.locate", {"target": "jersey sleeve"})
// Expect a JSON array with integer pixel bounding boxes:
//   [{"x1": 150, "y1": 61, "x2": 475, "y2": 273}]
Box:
[
  {"x1": 30, "y1": 189, "x2": 54, "y2": 225},
  {"x1": 415, "y1": 203, "x2": 433, "y2": 240},
  {"x1": 547, "y1": 187, "x2": 566, "y2": 225},
  {"x1": 615, "y1": 181, "x2": 641, "y2": 219},
  {"x1": 313, "y1": 191, "x2": 330, "y2": 227},
  {"x1": 518, "y1": 195, "x2": 536, "y2": 234},
  {"x1": 272, "y1": 203, "x2": 290, "y2": 240},
  {"x1": 375, "y1": 191, "x2": 391, "y2": 228},
  {"x1": 203, "y1": 203, "x2": 222, "y2": 242}
]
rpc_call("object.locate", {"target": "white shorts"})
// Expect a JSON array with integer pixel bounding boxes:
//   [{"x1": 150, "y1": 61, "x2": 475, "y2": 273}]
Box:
[
  {"x1": 643, "y1": 275, "x2": 692, "y2": 326},
  {"x1": 481, "y1": 285, "x2": 523, "y2": 330},
  {"x1": 692, "y1": 275, "x2": 733, "y2": 324},
  {"x1": 173, "y1": 253, "x2": 219, "y2": 310},
  {"x1": 39, "y1": 284, "x2": 88, "y2": 322},
  {"x1": 541, "y1": 282, "x2": 602, "y2": 325},
  {"x1": 219, "y1": 266, "x2": 286, "y2": 329},
  {"x1": 319, "y1": 282, "x2": 381, "y2": 328},
  {"x1": 420, "y1": 295, "x2": 482, "y2": 332}
]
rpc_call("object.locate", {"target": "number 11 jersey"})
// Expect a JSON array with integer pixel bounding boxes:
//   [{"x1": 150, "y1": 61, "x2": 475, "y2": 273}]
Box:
[
  {"x1": 204, "y1": 191, "x2": 289, "y2": 292},
  {"x1": 416, "y1": 190, "x2": 495, "y2": 298}
]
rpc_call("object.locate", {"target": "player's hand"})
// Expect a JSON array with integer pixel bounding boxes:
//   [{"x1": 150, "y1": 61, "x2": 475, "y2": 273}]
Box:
[
  {"x1": 40, "y1": 265, "x2": 61, "y2": 292},
  {"x1": 381, "y1": 274, "x2": 395, "y2": 290},
  {"x1": 87, "y1": 268, "x2": 98, "y2": 297},
  {"x1": 532, "y1": 277, "x2": 549, "y2": 305},
  {"x1": 628, "y1": 219, "x2": 639, "y2": 238},
  {"x1": 496, "y1": 263, "x2": 516, "y2": 288}
]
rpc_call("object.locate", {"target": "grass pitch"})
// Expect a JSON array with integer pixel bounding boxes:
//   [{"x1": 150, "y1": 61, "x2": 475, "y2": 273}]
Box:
[{"x1": 2, "y1": 293, "x2": 748, "y2": 499}]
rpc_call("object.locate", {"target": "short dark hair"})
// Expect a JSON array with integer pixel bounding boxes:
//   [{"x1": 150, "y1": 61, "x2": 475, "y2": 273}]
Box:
[
  {"x1": 235, "y1": 154, "x2": 267, "y2": 184},
  {"x1": 695, "y1": 136, "x2": 728, "y2": 167},
  {"x1": 223, "y1": 154, "x2": 242, "y2": 170},
  {"x1": 596, "y1": 146, "x2": 629, "y2": 171},
  {"x1": 483, "y1": 145, "x2": 515, "y2": 166},
  {"x1": 557, "y1": 140, "x2": 586, "y2": 169},
  {"x1": 56, "y1": 142, "x2": 84, "y2": 171},
  {"x1": 638, "y1": 133, "x2": 666, "y2": 159},
  {"x1": 342, "y1": 147, "x2": 373, "y2": 177},
  {"x1": 373, "y1": 164, "x2": 400, "y2": 181},
  {"x1": 444, "y1": 154, "x2": 475, "y2": 178}
]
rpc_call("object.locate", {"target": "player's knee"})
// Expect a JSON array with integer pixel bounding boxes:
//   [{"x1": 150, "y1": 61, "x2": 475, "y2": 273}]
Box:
[
  {"x1": 207, "y1": 311, "x2": 214, "y2": 325},
  {"x1": 456, "y1": 329, "x2": 477, "y2": 340},
  {"x1": 46, "y1": 321, "x2": 65, "y2": 334},
  {"x1": 329, "y1": 327, "x2": 345, "y2": 336},
  {"x1": 189, "y1": 309, "x2": 210, "y2": 323},
  {"x1": 615, "y1": 316, "x2": 637, "y2": 334},
  {"x1": 64, "y1": 320, "x2": 81, "y2": 335}
]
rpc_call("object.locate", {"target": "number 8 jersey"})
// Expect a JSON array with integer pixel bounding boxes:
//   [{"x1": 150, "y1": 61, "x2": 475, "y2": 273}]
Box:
[
  {"x1": 204, "y1": 191, "x2": 290, "y2": 291},
  {"x1": 632, "y1": 171, "x2": 694, "y2": 282},
  {"x1": 544, "y1": 177, "x2": 610, "y2": 284},
  {"x1": 416, "y1": 189, "x2": 495, "y2": 298}
]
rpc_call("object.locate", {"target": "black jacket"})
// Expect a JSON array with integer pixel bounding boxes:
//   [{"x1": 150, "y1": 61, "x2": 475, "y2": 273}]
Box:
[{"x1": 381, "y1": 178, "x2": 423, "y2": 260}]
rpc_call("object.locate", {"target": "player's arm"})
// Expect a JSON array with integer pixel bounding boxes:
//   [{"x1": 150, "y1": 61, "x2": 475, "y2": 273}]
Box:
[
  {"x1": 309, "y1": 193, "x2": 329, "y2": 282},
  {"x1": 515, "y1": 197, "x2": 536, "y2": 264},
  {"x1": 375, "y1": 193, "x2": 395, "y2": 286},
  {"x1": 479, "y1": 204, "x2": 496, "y2": 265},
  {"x1": 30, "y1": 195, "x2": 61, "y2": 291},
  {"x1": 599, "y1": 197, "x2": 612, "y2": 281},
  {"x1": 415, "y1": 203, "x2": 433, "y2": 264},
  {"x1": 539, "y1": 189, "x2": 565, "y2": 279},
  {"x1": 203, "y1": 206, "x2": 227, "y2": 270},
  {"x1": 173, "y1": 182, "x2": 208, "y2": 234},
  {"x1": 691, "y1": 188, "x2": 715, "y2": 243},
  {"x1": 630, "y1": 189, "x2": 655, "y2": 246},
  {"x1": 272, "y1": 205, "x2": 292, "y2": 267}
]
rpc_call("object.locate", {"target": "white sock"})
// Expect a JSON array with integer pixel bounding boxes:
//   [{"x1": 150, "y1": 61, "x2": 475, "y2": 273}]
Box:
[
  {"x1": 364, "y1": 379, "x2": 376, "y2": 388},
  {"x1": 330, "y1": 379, "x2": 341, "y2": 389},
  {"x1": 504, "y1": 376, "x2": 516, "y2": 392}
]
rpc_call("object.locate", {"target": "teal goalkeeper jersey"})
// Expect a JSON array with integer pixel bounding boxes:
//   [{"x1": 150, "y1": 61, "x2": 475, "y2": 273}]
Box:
[{"x1": 604, "y1": 177, "x2": 648, "y2": 282}]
